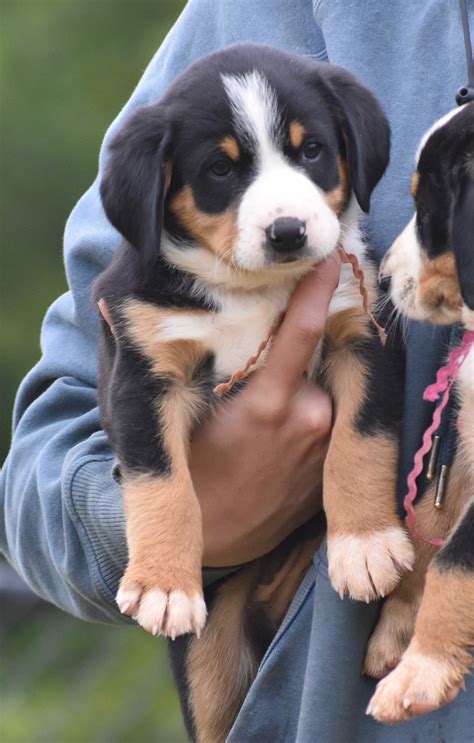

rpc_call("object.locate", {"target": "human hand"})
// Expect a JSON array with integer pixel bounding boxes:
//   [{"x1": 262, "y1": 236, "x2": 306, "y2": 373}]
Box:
[
  {"x1": 98, "y1": 257, "x2": 340, "y2": 568},
  {"x1": 190, "y1": 257, "x2": 340, "y2": 566}
]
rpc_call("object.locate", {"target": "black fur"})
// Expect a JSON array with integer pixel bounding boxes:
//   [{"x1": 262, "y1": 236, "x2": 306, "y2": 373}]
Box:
[
  {"x1": 353, "y1": 322, "x2": 405, "y2": 437},
  {"x1": 435, "y1": 501, "x2": 474, "y2": 572},
  {"x1": 94, "y1": 44, "x2": 394, "y2": 738},
  {"x1": 415, "y1": 102, "x2": 474, "y2": 309}
]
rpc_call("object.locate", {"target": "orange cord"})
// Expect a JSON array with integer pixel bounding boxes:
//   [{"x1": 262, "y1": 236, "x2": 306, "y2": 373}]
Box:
[
  {"x1": 213, "y1": 315, "x2": 283, "y2": 396},
  {"x1": 214, "y1": 246, "x2": 386, "y2": 396},
  {"x1": 337, "y1": 245, "x2": 387, "y2": 345}
]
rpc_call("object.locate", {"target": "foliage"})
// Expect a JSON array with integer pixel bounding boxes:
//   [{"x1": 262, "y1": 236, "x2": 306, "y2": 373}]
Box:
[
  {"x1": 1, "y1": 0, "x2": 185, "y2": 461},
  {"x1": 2, "y1": 603, "x2": 185, "y2": 741},
  {"x1": 1, "y1": 2, "x2": 188, "y2": 740}
]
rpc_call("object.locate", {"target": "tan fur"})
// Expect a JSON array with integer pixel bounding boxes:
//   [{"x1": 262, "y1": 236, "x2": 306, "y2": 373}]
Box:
[
  {"x1": 170, "y1": 186, "x2": 238, "y2": 259},
  {"x1": 220, "y1": 135, "x2": 240, "y2": 161},
  {"x1": 324, "y1": 157, "x2": 349, "y2": 215},
  {"x1": 323, "y1": 313, "x2": 399, "y2": 535},
  {"x1": 419, "y1": 252, "x2": 463, "y2": 313},
  {"x1": 189, "y1": 533, "x2": 321, "y2": 743},
  {"x1": 119, "y1": 387, "x2": 203, "y2": 597},
  {"x1": 365, "y1": 452, "x2": 470, "y2": 677},
  {"x1": 254, "y1": 534, "x2": 322, "y2": 624},
  {"x1": 413, "y1": 563, "x2": 474, "y2": 673},
  {"x1": 288, "y1": 120, "x2": 306, "y2": 149},
  {"x1": 117, "y1": 300, "x2": 208, "y2": 608},
  {"x1": 325, "y1": 304, "x2": 372, "y2": 347},
  {"x1": 411, "y1": 171, "x2": 420, "y2": 198},
  {"x1": 368, "y1": 563, "x2": 474, "y2": 723},
  {"x1": 188, "y1": 567, "x2": 259, "y2": 743},
  {"x1": 121, "y1": 299, "x2": 207, "y2": 382}
]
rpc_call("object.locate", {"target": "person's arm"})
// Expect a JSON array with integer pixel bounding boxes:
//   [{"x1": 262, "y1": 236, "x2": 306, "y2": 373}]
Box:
[{"x1": 0, "y1": 0, "x2": 327, "y2": 624}]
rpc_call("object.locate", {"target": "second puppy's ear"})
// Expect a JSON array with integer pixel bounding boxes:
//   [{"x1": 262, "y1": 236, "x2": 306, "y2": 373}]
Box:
[
  {"x1": 322, "y1": 66, "x2": 391, "y2": 213},
  {"x1": 452, "y1": 171, "x2": 474, "y2": 310},
  {"x1": 100, "y1": 104, "x2": 171, "y2": 261}
]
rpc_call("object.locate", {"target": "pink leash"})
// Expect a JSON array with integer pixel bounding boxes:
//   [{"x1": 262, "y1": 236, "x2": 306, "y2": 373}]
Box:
[{"x1": 404, "y1": 329, "x2": 474, "y2": 546}]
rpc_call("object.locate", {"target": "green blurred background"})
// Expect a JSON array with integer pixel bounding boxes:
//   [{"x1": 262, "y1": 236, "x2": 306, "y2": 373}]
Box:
[{"x1": 1, "y1": 1, "x2": 188, "y2": 740}]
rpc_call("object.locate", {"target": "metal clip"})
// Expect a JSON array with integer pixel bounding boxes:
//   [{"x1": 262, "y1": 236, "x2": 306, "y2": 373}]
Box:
[
  {"x1": 434, "y1": 464, "x2": 450, "y2": 509},
  {"x1": 426, "y1": 435, "x2": 441, "y2": 481}
]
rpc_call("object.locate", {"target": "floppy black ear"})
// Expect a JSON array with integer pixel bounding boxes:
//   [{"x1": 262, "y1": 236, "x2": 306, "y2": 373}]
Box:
[
  {"x1": 100, "y1": 104, "x2": 171, "y2": 261},
  {"x1": 321, "y1": 66, "x2": 391, "y2": 212},
  {"x1": 452, "y1": 170, "x2": 474, "y2": 310}
]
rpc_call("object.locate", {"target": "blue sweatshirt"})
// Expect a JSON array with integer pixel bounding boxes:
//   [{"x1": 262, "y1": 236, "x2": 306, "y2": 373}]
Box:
[{"x1": 1, "y1": 1, "x2": 473, "y2": 739}]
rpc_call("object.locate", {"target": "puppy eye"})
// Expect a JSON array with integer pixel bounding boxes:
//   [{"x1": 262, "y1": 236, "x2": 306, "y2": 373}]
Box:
[
  {"x1": 209, "y1": 158, "x2": 233, "y2": 177},
  {"x1": 302, "y1": 141, "x2": 322, "y2": 161}
]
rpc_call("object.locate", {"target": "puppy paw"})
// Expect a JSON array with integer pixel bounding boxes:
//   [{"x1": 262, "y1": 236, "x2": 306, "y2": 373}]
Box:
[
  {"x1": 364, "y1": 620, "x2": 409, "y2": 679},
  {"x1": 327, "y1": 527, "x2": 414, "y2": 603},
  {"x1": 366, "y1": 650, "x2": 463, "y2": 723},
  {"x1": 364, "y1": 597, "x2": 416, "y2": 678},
  {"x1": 116, "y1": 574, "x2": 206, "y2": 639}
]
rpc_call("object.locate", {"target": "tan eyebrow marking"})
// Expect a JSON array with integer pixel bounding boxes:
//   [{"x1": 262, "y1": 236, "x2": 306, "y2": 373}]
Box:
[
  {"x1": 289, "y1": 120, "x2": 306, "y2": 149},
  {"x1": 219, "y1": 135, "x2": 240, "y2": 161},
  {"x1": 411, "y1": 171, "x2": 420, "y2": 198}
]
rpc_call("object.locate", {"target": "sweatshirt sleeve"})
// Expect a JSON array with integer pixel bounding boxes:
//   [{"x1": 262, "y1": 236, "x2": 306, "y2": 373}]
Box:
[{"x1": 0, "y1": 0, "x2": 326, "y2": 624}]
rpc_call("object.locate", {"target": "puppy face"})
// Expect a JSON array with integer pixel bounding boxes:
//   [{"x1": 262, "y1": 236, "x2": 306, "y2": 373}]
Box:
[
  {"x1": 101, "y1": 44, "x2": 390, "y2": 281},
  {"x1": 381, "y1": 103, "x2": 474, "y2": 327}
]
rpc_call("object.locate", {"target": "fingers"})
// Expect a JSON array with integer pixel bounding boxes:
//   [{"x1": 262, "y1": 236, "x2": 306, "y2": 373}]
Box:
[{"x1": 252, "y1": 256, "x2": 340, "y2": 400}]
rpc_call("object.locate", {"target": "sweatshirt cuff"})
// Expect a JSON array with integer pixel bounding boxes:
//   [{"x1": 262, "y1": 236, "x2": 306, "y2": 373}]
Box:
[{"x1": 66, "y1": 455, "x2": 240, "y2": 610}]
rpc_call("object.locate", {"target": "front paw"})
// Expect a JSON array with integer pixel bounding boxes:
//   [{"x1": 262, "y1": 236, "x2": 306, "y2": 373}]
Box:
[
  {"x1": 366, "y1": 649, "x2": 464, "y2": 723},
  {"x1": 327, "y1": 527, "x2": 414, "y2": 602},
  {"x1": 116, "y1": 569, "x2": 207, "y2": 640}
]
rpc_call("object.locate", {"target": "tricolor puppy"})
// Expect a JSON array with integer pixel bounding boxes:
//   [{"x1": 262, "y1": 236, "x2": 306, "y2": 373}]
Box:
[
  {"x1": 95, "y1": 44, "x2": 406, "y2": 740},
  {"x1": 366, "y1": 102, "x2": 474, "y2": 723}
]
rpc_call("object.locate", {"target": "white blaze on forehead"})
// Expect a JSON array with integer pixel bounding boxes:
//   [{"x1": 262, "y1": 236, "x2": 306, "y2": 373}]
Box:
[
  {"x1": 415, "y1": 106, "x2": 465, "y2": 164},
  {"x1": 222, "y1": 71, "x2": 280, "y2": 162}
]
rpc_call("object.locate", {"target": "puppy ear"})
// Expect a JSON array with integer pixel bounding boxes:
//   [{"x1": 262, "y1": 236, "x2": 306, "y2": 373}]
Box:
[
  {"x1": 321, "y1": 66, "x2": 391, "y2": 212},
  {"x1": 452, "y1": 171, "x2": 474, "y2": 310},
  {"x1": 100, "y1": 104, "x2": 171, "y2": 261}
]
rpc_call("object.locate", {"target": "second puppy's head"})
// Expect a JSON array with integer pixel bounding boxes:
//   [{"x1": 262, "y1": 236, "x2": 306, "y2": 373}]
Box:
[
  {"x1": 381, "y1": 103, "x2": 474, "y2": 328},
  {"x1": 101, "y1": 44, "x2": 390, "y2": 283}
]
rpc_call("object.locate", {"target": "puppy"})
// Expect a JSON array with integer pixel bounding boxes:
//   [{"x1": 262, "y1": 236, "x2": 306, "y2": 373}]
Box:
[
  {"x1": 95, "y1": 43, "x2": 407, "y2": 740},
  {"x1": 366, "y1": 102, "x2": 474, "y2": 723}
]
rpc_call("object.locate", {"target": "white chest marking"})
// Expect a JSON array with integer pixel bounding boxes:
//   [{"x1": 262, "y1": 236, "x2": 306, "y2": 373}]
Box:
[{"x1": 159, "y1": 289, "x2": 291, "y2": 378}]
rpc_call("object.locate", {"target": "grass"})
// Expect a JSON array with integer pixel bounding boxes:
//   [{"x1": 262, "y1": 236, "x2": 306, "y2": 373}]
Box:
[{"x1": 1, "y1": 602, "x2": 186, "y2": 743}]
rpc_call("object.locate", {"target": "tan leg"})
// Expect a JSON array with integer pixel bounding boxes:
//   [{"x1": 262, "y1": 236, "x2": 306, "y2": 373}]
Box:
[
  {"x1": 365, "y1": 457, "x2": 471, "y2": 680},
  {"x1": 116, "y1": 388, "x2": 207, "y2": 639},
  {"x1": 323, "y1": 311, "x2": 413, "y2": 602},
  {"x1": 367, "y1": 564, "x2": 474, "y2": 723}
]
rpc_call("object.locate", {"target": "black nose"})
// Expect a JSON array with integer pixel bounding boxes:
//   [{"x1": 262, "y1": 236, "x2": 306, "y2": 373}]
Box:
[{"x1": 266, "y1": 217, "x2": 307, "y2": 253}]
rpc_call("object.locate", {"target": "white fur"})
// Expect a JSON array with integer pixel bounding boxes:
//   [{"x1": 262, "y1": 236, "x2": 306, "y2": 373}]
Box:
[
  {"x1": 415, "y1": 107, "x2": 465, "y2": 164},
  {"x1": 165, "y1": 590, "x2": 207, "y2": 640},
  {"x1": 367, "y1": 649, "x2": 458, "y2": 722},
  {"x1": 381, "y1": 215, "x2": 431, "y2": 322},
  {"x1": 327, "y1": 527, "x2": 415, "y2": 603},
  {"x1": 222, "y1": 71, "x2": 341, "y2": 271},
  {"x1": 160, "y1": 208, "x2": 364, "y2": 382}
]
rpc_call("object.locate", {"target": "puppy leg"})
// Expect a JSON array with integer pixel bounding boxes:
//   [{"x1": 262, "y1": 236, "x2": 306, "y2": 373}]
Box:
[
  {"x1": 365, "y1": 452, "x2": 472, "y2": 679},
  {"x1": 367, "y1": 499, "x2": 474, "y2": 723},
  {"x1": 363, "y1": 549, "x2": 429, "y2": 679},
  {"x1": 116, "y1": 383, "x2": 207, "y2": 639},
  {"x1": 323, "y1": 311, "x2": 413, "y2": 602}
]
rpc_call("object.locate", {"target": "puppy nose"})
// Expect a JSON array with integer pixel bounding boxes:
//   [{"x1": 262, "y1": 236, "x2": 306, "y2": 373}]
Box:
[{"x1": 266, "y1": 217, "x2": 307, "y2": 253}]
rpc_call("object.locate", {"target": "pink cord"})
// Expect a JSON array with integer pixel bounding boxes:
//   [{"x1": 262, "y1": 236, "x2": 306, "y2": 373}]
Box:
[{"x1": 404, "y1": 330, "x2": 474, "y2": 546}]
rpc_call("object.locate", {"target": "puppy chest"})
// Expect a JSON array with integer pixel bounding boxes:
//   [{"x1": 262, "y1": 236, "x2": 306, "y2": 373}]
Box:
[{"x1": 159, "y1": 294, "x2": 289, "y2": 379}]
